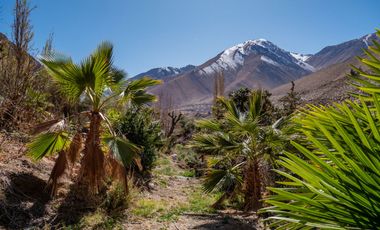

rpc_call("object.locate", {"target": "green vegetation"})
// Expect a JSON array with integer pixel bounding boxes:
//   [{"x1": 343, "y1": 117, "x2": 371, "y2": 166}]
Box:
[
  {"x1": 27, "y1": 42, "x2": 161, "y2": 195},
  {"x1": 180, "y1": 169, "x2": 196, "y2": 177},
  {"x1": 115, "y1": 107, "x2": 163, "y2": 173},
  {"x1": 2, "y1": 1, "x2": 380, "y2": 229},
  {"x1": 153, "y1": 155, "x2": 180, "y2": 176},
  {"x1": 131, "y1": 185, "x2": 217, "y2": 222},
  {"x1": 77, "y1": 211, "x2": 124, "y2": 230},
  {"x1": 262, "y1": 31, "x2": 380, "y2": 229},
  {"x1": 278, "y1": 81, "x2": 301, "y2": 116},
  {"x1": 191, "y1": 89, "x2": 284, "y2": 211}
]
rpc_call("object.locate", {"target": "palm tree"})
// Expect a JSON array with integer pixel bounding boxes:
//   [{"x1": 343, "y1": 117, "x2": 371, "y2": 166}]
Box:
[
  {"x1": 262, "y1": 31, "x2": 380, "y2": 229},
  {"x1": 27, "y1": 42, "x2": 161, "y2": 195},
  {"x1": 191, "y1": 90, "x2": 283, "y2": 211}
]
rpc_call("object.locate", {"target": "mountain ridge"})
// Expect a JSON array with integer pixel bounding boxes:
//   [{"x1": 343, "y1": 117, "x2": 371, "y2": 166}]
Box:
[
  {"x1": 148, "y1": 38, "x2": 316, "y2": 107},
  {"x1": 132, "y1": 65, "x2": 196, "y2": 80}
]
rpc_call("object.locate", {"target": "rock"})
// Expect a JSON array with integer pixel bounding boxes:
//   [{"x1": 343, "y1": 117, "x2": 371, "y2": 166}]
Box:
[{"x1": 148, "y1": 182, "x2": 155, "y2": 189}]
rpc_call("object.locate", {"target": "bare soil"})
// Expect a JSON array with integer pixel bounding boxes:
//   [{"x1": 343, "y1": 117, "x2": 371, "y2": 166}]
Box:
[{"x1": 0, "y1": 134, "x2": 259, "y2": 229}]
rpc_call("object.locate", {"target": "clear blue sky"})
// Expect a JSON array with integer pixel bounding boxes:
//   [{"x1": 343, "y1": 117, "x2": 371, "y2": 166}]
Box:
[{"x1": 1, "y1": 0, "x2": 380, "y2": 76}]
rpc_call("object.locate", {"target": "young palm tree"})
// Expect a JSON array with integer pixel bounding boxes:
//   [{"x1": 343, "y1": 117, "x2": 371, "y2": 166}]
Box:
[
  {"x1": 27, "y1": 42, "x2": 161, "y2": 195},
  {"x1": 262, "y1": 31, "x2": 380, "y2": 229},
  {"x1": 191, "y1": 90, "x2": 283, "y2": 211}
]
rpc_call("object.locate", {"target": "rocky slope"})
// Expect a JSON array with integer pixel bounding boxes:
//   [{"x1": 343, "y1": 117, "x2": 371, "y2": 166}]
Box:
[
  {"x1": 271, "y1": 33, "x2": 380, "y2": 105},
  {"x1": 306, "y1": 33, "x2": 377, "y2": 70},
  {"x1": 270, "y1": 57, "x2": 361, "y2": 106}
]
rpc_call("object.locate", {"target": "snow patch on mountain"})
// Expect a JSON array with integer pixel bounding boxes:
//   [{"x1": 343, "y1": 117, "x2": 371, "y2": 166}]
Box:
[
  {"x1": 202, "y1": 63, "x2": 221, "y2": 75},
  {"x1": 297, "y1": 61, "x2": 315, "y2": 72},
  {"x1": 290, "y1": 52, "x2": 315, "y2": 72},
  {"x1": 363, "y1": 34, "x2": 372, "y2": 47},
  {"x1": 290, "y1": 52, "x2": 311, "y2": 62},
  {"x1": 261, "y1": 56, "x2": 280, "y2": 66}
]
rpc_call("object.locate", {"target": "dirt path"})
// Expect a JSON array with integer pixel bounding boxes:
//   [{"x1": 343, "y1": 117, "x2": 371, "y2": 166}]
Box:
[{"x1": 124, "y1": 156, "x2": 259, "y2": 230}]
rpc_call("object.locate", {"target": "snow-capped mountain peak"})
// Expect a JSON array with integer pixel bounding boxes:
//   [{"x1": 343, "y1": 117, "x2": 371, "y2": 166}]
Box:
[
  {"x1": 132, "y1": 65, "x2": 196, "y2": 80},
  {"x1": 362, "y1": 33, "x2": 377, "y2": 47},
  {"x1": 157, "y1": 66, "x2": 180, "y2": 75},
  {"x1": 201, "y1": 39, "x2": 281, "y2": 74},
  {"x1": 200, "y1": 39, "x2": 315, "y2": 75}
]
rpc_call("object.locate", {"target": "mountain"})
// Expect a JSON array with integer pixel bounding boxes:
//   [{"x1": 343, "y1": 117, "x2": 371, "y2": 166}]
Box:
[
  {"x1": 271, "y1": 57, "x2": 360, "y2": 105},
  {"x1": 306, "y1": 33, "x2": 377, "y2": 70},
  {"x1": 271, "y1": 33, "x2": 380, "y2": 105},
  {"x1": 135, "y1": 32, "x2": 379, "y2": 112},
  {"x1": 132, "y1": 65, "x2": 196, "y2": 80},
  {"x1": 149, "y1": 39, "x2": 314, "y2": 107}
]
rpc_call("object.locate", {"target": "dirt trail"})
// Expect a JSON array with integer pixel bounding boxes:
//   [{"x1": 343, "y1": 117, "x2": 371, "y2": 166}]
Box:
[{"x1": 125, "y1": 156, "x2": 259, "y2": 230}]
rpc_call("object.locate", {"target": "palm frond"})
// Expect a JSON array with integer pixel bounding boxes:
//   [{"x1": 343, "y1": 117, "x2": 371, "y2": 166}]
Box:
[
  {"x1": 40, "y1": 55, "x2": 85, "y2": 102},
  {"x1": 190, "y1": 132, "x2": 242, "y2": 155},
  {"x1": 84, "y1": 41, "x2": 114, "y2": 99},
  {"x1": 248, "y1": 89, "x2": 264, "y2": 120},
  {"x1": 31, "y1": 119, "x2": 62, "y2": 135},
  {"x1": 104, "y1": 136, "x2": 141, "y2": 170},
  {"x1": 27, "y1": 131, "x2": 69, "y2": 160},
  {"x1": 123, "y1": 77, "x2": 162, "y2": 106},
  {"x1": 203, "y1": 164, "x2": 243, "y2": 194},
  {"x1": 126, "y1": 76, "x2": 162, "y2": 90},
  {"x1": 195, "y1": 119, "x2": 222, "y2": 131}
]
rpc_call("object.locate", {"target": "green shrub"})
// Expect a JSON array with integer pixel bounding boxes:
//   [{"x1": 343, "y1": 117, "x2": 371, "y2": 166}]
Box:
[
  {"x1": 175, "y1": 144, "x2": 204, "y2": 176},
  {"x1": 116, "y1": 107, "x2": 163, "y2": 172},
  {"x1": 101, "y1": 183, "x2": 131, "y2": 214}
]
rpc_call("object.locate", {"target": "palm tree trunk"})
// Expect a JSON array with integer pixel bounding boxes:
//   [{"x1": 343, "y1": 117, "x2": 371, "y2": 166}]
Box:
[
  {"x1": 243, "y1": 158, "x2": 262, "y2": 212},
  {"x1": 80, "y1": 112, "x2": 105, "y2": 193}
]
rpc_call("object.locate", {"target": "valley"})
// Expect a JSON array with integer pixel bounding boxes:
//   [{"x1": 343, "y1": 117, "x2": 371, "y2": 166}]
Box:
[{"x1": 1, "y1": 1, "x2": 380, "y2": 229}]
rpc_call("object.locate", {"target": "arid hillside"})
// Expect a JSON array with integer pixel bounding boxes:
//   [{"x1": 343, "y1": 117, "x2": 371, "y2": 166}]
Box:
[{"x1": 270, "y1": 57, "x2": 362, "y2": 105}]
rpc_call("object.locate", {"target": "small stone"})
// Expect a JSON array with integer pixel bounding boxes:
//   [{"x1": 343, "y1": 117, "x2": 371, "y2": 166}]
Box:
[{"x1": 148, "y1": 182, "x2": 155, "y2": 189}]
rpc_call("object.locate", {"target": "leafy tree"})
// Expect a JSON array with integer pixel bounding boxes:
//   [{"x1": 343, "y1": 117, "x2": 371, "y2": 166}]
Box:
[
  {"x1": 27, "y1": 42, "x2": 161, "y2": 195},
  {"x1": 262, "y1": 31, "x2": 380, "y2": 229},
  {"x1": 191, "y1": 90, "x2": 284, "y2": 211}
]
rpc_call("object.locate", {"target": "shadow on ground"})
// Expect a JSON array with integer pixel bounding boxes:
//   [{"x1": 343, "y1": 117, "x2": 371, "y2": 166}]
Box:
[
  {"x1": 0, "y1": 172, "x2": 51, "y2": 229},
  {"x1": 185, "y1": 213, "x2": 257, "y2": 230},
  {"x1": 50, "y1": 182, "x2": 102, "y2": 227}
]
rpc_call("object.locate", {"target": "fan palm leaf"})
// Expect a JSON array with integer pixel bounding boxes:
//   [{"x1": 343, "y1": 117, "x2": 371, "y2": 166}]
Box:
[
  {"x1": 123, "y1": 77, "x2": 162, "y2": 106},
  {"x1": 27, "y1": 131, "x2": 69, "y2": 160}
]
